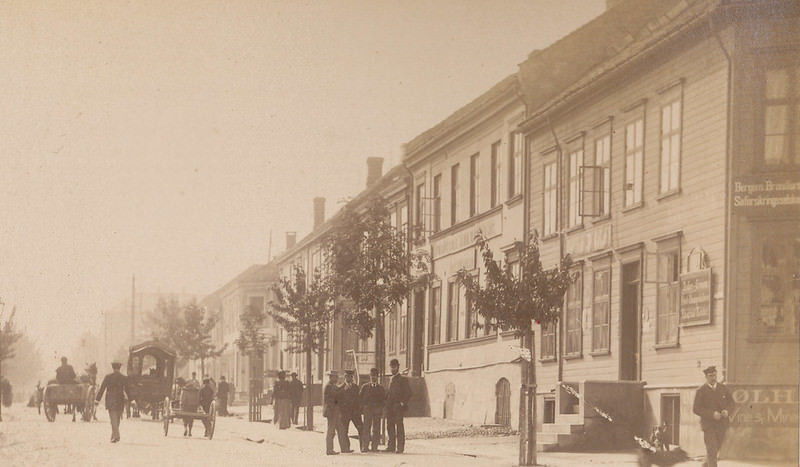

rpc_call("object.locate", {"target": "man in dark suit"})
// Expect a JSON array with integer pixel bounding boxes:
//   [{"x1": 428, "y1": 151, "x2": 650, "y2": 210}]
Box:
[
  {"x1": 359, "y1": 367, "x2": 385, "y2": 452},
  {"x1": 323, "y1": 370, "x2": 347, "y2": 455},
  {"x1": 55, "y1": 356, "x2": 77, "y2": 384},
  {"x1": 95, "y1": 361, "x2": 130, "y2": 443},
  {"x1": 199, "y1": 377, "x2": 215, "y2": 437},
  {"x1": 288, "y1": 372, "x2": 303, "y2": 425},
  {"x1": 216, "y1": 376, "x2": 229, "y2": 416},
  {"x1": 384, "y1": 358, "x2": 411, "y2": 453},
  {"x1": 693, "y1": 366, "x2": 734, "y2": 467},
  {"x1": 338, "y1": 369, "x2": 363, "y2": 452}
]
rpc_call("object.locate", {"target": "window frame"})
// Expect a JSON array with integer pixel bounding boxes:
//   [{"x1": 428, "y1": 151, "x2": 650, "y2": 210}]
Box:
[
  {"x1": 446, "y1": 279, "x2": 459, "y2": 342},
  {"x1": 593, "y1": 132, "x2": 612, "y2": 218},
  {"x1": 540, "y1": 321, "x2": 556, "y2": 361},
  {"x1": 429, "y1": 284, "x2": 442, "y2": 345},
  {"x1": 623, "y1": 108, "x2": 646, "y2": 209},
  {"x1": 542, "y1": 157, "x2": 558, "y2": 237},
  {"x1": 567, "y1": 143, "x2": 585, "y2": 229},
  {"x1": 756, "y1": 53, "x2": 800, "y2": 169},
  {"x1": 564, "y1": 268, "x2": 583, "y2": 358},
  {"x1": 509, "y1": 131, "x2": 523, "y2": 198},
  {"x1": 491, "y1": 140, "x2": 502, "y2": 208},
  {"x1": 451, "y1": 163, "x2": 460, "y2": 226},
  {"x1": 415, "y1": 182, "x2": 425, "y2": 241},
  {"x1": 433, "y1": 173, "x2": 442, "y2": 233},
  {"x1": 658, "y1": 81, "x2": 683, "y2": 196},
  {"x1": 469, "y1": 153, "x2": 480, "y2": 217},
  {"x1": 591, "y1": 264, "x2": 611, "y2": 354},
  {"x1": 655, "y1": 235, "x2": 681, "y2": 348}
]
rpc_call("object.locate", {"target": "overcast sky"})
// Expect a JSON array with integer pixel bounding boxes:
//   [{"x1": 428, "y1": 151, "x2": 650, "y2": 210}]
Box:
[{"x1": 0, "y1": 0, "x2": 605, "y2": 364}]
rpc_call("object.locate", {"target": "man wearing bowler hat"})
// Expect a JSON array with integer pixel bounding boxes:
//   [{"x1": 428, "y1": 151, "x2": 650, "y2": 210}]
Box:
[
  {"x1": 338, "y1": 369, "x2": 363, "y2": 452},
  {"x1": 384, "y1": 358, "x2": 411, "y2": 453},
  {"x1": 95, "y1": 361, "x2": 130, "y2": 443},
  {"x1": 288, "y1": 371, "x2": 303, "y2": 425},
  {"x1": 359, "y1": 367, "x2": 385, "y2": 452},
  {"x1": 323, "y1": 370, "x2": 348, "y2": 455},
  {"x1": 693, "y1": 366, "x2": 733, "y2": 467}
]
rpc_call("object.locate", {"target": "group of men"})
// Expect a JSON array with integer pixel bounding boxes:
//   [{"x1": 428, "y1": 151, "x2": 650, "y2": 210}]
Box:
[{"x1": 323, "y1": 358, "x2": 411, "y2": 456}]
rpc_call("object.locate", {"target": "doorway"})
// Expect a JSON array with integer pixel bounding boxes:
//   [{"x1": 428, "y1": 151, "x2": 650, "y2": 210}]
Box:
[
  {"x1": 620, "y1": 260, "x2": 641, "y2": 381},
  {"x1": 495, "y1": 378, "x2": 511, "y2": 426}
]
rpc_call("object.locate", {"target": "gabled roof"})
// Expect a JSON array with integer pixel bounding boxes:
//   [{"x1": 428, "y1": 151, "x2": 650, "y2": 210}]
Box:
[
  {"x1": 129, "y1": 340, "x2": 177, "y2": 358},
  {"x1": 403, "y1": 73, "x2": 520, "y2": 158},
  {"x1": 519, "y1": 0, "x2": 719, "y2": 127}
]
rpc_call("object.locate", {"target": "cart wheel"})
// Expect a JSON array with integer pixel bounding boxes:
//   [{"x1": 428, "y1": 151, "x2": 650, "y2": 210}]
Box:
[
  {"x1": 162, "y1": 397, "x2": 170, "y2": 436},
  {"x1": 208, "y1": 400, "x2": 216, "y2": 440}
]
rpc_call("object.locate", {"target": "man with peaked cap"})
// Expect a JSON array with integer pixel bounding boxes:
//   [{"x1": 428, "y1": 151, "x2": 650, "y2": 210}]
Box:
[
  {"x1": 338, "y1": 369, "x2": 363, "y2": 452},
  {"x1": 95, "y1": 361, "x2": 130, "y2": 443},
  {"x1": 323, "y1": 370, "x2": 347, "y2": 455},
  {"x1": 384, "y1": 358, "x2": 411, "y2": 453},
  {"x1": 359, "y1": 367, "x2": 385, "y2": 452},
  {"x1": 693, "y1": 366, "x2": 734, "y2": 467}
]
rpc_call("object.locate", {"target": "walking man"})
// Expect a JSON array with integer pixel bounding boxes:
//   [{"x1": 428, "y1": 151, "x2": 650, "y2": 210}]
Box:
[
  {"x1": 288, "y1": 372, "x2": 303, "y2": 425},
  {"x1": 693, "y1": 366, "x2": 734, "y2": 467},
  {"x1": 216, "y1": 376, "x2": 229, "y2": 416},
  {"x1": 359, "y1": 367, "x2": 385, "y2": 452},
  {"x1": 384, "y1": 358, "x2": 411, "y2": 454},
  {"x1": 95, "y1": 361, "x2": 130, "y2": 443},
  {"x1": 200, "y1": 377, "x2": 215, "y2": 437},
  {"x1": 323, "y1": 370, "x2": 347, "y2": 455},
  {"x1": 338, "y1": 369, "x2": 363, "y2": 452}
]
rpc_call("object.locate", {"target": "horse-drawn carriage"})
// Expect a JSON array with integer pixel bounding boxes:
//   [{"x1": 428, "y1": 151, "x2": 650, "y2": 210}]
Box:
[
  {"x1": 161, "y1": 382, "x2": 216, "y2": 439},
  {"x1": 42, "y1": 381, "x2": 95, "y2": 422},
  {"x1": 127, "y1": 340, "x2": 176, "y2": 420}
]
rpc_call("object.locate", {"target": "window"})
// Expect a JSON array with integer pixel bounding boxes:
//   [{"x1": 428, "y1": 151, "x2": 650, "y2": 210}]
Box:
[
  {"x1": 429, "y1": 286, "x2": 441, "y2": 345},
  {"x1": 565, "y1": 271, "x2": 583, "y2": 356},
  {"x1": 656, "y1": 248, "x2": 680, "y2": 346},
  {"x1": 592, "y1": 267, "x2": 611, "y2": 353},
  {"x1": 400, "y1": 304, "x2": 407, "y2": 352},
  {"x1": 661, "y1": 394, "x2": 681, "y2": 447},
  {"x1": 433, "y1": 174, "x2": 442, "y2": 233},
  {"x1": 567, "y1": 148, "x2": 584, "y2": 228},
  {"x1": 446, "y1": 280, "x2": 459, "y2": 342},
  {"x1": 388, "y1": 306, "x2": 397, "y2": 354},
  {"x1": 491, "y1": 141, "x2": 502, "y2": 208},
  {"x1": 753, "y1": 223, "x2": 799, "y2": 338},
  {"x1": 543, "y1": 160, "x2": 558, "y2": 236},
  {"x1": 660, "y1": 99, "x2": 682, "y2": 194},
  {"x1": 624, "y1": 117, "x2": 644, "y2": 207},
  {"x1": 415, "y1": 182, "x2": 425, "y2": 240},
  {"x1": 762, "y1": 59, "x2": 800, "y2": 167},
  {"x1": 469, "y1": 153, "x2": 480, "y2": 217},
  {"x1": 465, "y1": 289, "x2": 474, "y2": 339},
  {"x1": 451, "y1": 164, "x2": 460, "y2": 226},
  {"x1": 509, "y1": 132, "x2": 523, "y2": 198},
  {"x1": 594, "y1": 134, "x2": 611, "y2": 216},
  {"x1": 541, "y1": 322, "x2": 556, "y2": 360}
]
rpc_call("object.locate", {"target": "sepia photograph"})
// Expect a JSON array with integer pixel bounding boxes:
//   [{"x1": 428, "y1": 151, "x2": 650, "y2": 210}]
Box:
[{"x1": 0, "y1": 0, "x2": 798, "y2": 465}]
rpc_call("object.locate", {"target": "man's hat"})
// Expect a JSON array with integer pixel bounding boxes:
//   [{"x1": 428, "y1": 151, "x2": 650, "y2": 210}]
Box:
[
  {"x1": 111, "y1": 361, "x2": 122, "y2": 369},
  {"x1": 203, "y1": 376, "x2": 211, "y2": 382},
  {"x1": 327, "y1": 370, "x2": 338, "y2": 377},
  {"x1": 389, "y1": 358, "x2": 400, "y2": 367},
  {"x1": 61, "y1": 356, "x2": 68, "y2": 362},
  {"x1": 220, "y1": 376, "x2": 226, "y2": 380},
  {"x1": 369, "y1": 367, "x2": 379, "y2": 376},
  {"x1": 344, "y1": 369, "x2": 354, "y2": 375},
  {"x1": 703, "y1": 366, "x2": 717, "y2": 375},
  {"x1": 290, "y1": 371, "x2": 297, "y2": 376}
]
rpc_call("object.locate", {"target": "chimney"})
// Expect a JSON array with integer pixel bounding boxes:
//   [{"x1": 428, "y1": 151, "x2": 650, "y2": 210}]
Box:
[
  {"x1": 366, "y1": 157, "x2": 384, "y2": 187},
  {"x1": 313, "y1": 197, "x2": 325, "y2": 229},
  {"x1": 285, "y1": 232, "x2": 297, "y2": 250}
]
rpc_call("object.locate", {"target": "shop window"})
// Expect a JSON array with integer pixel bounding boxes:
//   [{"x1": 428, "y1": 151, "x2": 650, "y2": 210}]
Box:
[
  {"x1": 565, "y1": 270, "x2": 583, "y2": 357},
  {"x1": 754, "y1": 224, "x2": 799, "y2": 338},
  {"x1": 760, "y1": 57, "x2": 799, "y2": 168},
  {"x1": 592, "y1": 267, "x2": 611, "y2": 353}
]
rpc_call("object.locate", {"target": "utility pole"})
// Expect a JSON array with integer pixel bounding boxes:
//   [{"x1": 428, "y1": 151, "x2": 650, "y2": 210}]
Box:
[{"x1": 131, "y1": 275, "x2": 136, "y2": 346}]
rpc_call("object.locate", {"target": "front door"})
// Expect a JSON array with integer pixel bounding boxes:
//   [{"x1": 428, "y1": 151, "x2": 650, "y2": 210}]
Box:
[
  {"x1": 412, "y1": 289, "x2": 425, "y2": 376},
  {"x1": 620, "y1": 260, "x2": 641, "y2": 381}
]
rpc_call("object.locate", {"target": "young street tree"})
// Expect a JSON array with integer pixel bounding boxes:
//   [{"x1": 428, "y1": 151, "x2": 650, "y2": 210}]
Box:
[
  {"x1": 1, "y1": 307, "x2": 22, "y2": 420},
  {"x1": 326, "y1": 195, "x2": 415, "y2": 378},
  {"x1": 268, "y1": 266, "x2": 335, "y2": 430},
  {"x1": 457, "y1": 232, "x2": 573, "y2": 466}
]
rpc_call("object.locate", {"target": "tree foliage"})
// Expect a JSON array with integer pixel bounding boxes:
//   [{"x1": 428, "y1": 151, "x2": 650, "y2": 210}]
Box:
[
  {"x1": 0, "y1": 307, "x2": 22, "y2": 363},
  {"x1": 268, "y1": 266, "x2": 334, "y2": 355},
  {"x1": 457, "y1": 232, "x2": 573, "y2": 335},
  {"x1": 4, "y1": 332, "x2": 45, "y2": 388}
]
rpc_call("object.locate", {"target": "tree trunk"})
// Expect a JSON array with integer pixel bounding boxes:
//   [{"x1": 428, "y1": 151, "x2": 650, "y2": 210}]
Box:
[
  {"x1": 518, "y1": 325, "x2": 537, "y2": 466},
  {"x1": 305, "y1": 332, "x2": 313, "y2": 431},
  {"x1": 200, "y1": 358, "x2": 205, "y2": 378},
  {"x1": 375, "y1": 310, "x2": 385, "y2": 379}
]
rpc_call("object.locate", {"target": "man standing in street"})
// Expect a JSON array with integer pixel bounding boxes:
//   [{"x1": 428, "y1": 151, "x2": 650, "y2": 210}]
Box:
[
  {"x1": 95, "y1": 361, "x2": 130, "y2": 443},
  {"x1": 359, "y1": 367, "x2": 385, "y2": 452},
  {"x1": 288, "y1": 372, "x2": 303, "y2": 425},
  {"x1": 323, "y1": 370, "x2": 348, "y2": 455},
  {"x1": 200, "y1": 377, "x2": 215, "y2": 437},
  {"x1": 384, "y1": 358, "x2": 411, "y2": 454},
  {"x1": 216, "y1": 376, "x2": 229, "y2": 416},
  {"x1": 693, "y1": 366, "x2": 734, "y2": 467},
  {"x1": 338, "y1": 369, "x2": 363, "y2": 452}
]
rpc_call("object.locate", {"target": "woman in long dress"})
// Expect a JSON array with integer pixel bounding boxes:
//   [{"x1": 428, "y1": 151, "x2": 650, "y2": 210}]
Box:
[{"x1": 272, "y1": 371, "x2": 292, "y2": 429}]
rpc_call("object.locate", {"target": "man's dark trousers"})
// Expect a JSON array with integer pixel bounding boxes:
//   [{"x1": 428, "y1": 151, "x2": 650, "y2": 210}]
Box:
[
  {"x1": 385, "y1": 406, "x2": 404, "y2": 452},
  {"x1": 703, "y1": 425, "x2": 726, "y2": 467},
  {"x1": 325, "y1": 410, "x2": 347, "y2": 453},
  {"x1": 361, "y1": 407, "x2": 381, "y2": 451},
  {"x1": 109, "y1": 408, "x2": 122, "y2": 441},
  {"x1": 340, "y1": 410, "x2": 363, "y2": 451}
]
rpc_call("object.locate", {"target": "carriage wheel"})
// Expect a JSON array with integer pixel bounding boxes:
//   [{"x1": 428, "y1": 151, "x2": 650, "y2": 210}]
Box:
[
  {"x1": 162, "y1": 397, "x2": 170, "y2": 437},
  {"x1": 207, "y1": 401, "x2": 216, "y2": 440}
]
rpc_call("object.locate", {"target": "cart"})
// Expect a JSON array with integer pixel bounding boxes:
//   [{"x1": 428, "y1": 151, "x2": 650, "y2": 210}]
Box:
[
  {"x1": 161, "y1": 386, "x2": 216, "y2": 439},
  {"x1": 127, "y1": 340, "x2": 176, "y2": 420},
  {"x1": 42, "y1": 382, "x2": 96, "y2": 422}
]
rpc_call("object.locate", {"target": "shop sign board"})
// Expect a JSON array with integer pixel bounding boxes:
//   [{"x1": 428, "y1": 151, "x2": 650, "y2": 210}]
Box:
[
  {"x1": 733, "y1": 174, "x2": 800, "y2": 216},
  {"x1": 728, "y1": 385, "x2": 799, "y2": 427},
  {"x1": 679, "y1": 268, "x2": 712, "y2": 326}
]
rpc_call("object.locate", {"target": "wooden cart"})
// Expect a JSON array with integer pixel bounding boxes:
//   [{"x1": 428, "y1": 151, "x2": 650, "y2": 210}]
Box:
[
  {"x1": 161, "y1": 386, "x2": 216, "y2": 439},
  {"x1": 42, "y1": 382, "x2": 96, "y2": 422}
]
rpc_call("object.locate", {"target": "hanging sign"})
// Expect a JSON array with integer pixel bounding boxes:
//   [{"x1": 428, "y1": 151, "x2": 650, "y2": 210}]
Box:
[{"x1": 679, "y1": 268, "x2": 712, "y2": 326}]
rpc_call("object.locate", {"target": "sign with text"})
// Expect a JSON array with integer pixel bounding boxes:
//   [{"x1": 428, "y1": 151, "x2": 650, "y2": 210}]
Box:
[
  {"x1": 679, "y1": 268, "x2": 712, "y2": 326},
  {"x1": 733, "y1": 174, "x2": 800, "y2": 216},
  {"x1": 729, "y1": 385, "x2": 799, "y2": 427},
  {"x1": 564, "y1": 223, "x2": 612, "y2": 258}
]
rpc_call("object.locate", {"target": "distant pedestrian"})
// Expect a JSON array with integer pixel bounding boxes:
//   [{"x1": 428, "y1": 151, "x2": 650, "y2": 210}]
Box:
[
  {"x1": 272, "y1": 371, "x2": 291, "y2": 429},
  {"x1": 95, "y1": 361, "x2": 130, "y2": 443},
  {"x1": 200, "y1": 377, "x2": 215, "y2": 437},
  {"x1": 217, "y1": 376, "x2": 230, "y2": 416},
  {"x1": 338, "y1": 369, "x2": 363, "y2": 452},
  {"x1": 323, "y1": 370, "x2": 347, "y2": 455},
  {"x1": 384, "y1": 358, "x2": 411, "y2": 454},
  {"x1": 359, "y1": 367, "x2": 385, "y2": 452},
  {"x1": 693, "y1": 366, "x2": 733, "y2": 467},
  {"x1": 288, "y1": 372, "x2": 303, "y2": 425}
]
